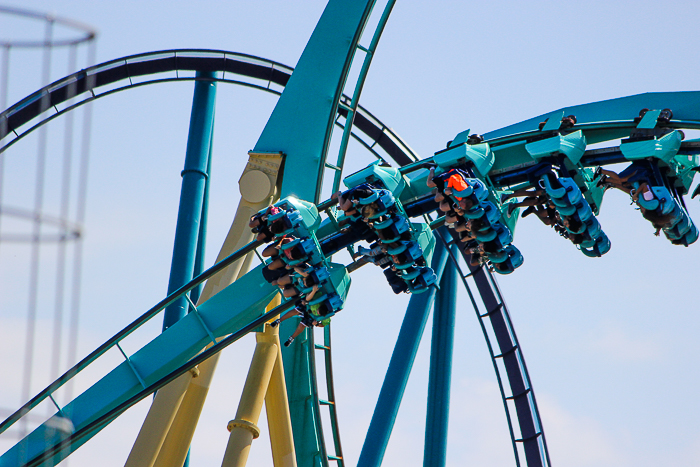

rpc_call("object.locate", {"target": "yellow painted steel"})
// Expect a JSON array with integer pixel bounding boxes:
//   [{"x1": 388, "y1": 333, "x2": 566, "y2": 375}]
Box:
[
  {"x1": 123, "y1": 369, "x2": 198, "y2": 467},
  {"x1": 203, "y1": 152, "x2": 284, "y2": 294},
  {"x1": 260, "y1": 297, "x2": 297, "y2": 467},
  {"x1": 221, "y1": 295, "x2": 295, "y2": 467},
  {"x1": 221, "y1": 340, "x2": 278, "y2": 467},
  {"x1": 152, "y1": 354, "x2": 218, "y2": 467},
  {"x1": 127, "y1": 153, "x2": 284, "y2": 467}
]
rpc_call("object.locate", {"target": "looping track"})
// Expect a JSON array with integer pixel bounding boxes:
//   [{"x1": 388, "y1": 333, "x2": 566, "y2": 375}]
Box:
[
  {"x1": 0, "y1": 49, "x2": 418, "y2": 166},
  {"x1": 0, "y1": 49, "x2": 548, "y2": 467}
]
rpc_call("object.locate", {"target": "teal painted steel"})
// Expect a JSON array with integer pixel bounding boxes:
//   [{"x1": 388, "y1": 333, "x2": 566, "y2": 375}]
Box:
[
  {"x1": 163, "y1": 71, "x2": 217, "y2": 331},
  {"x1": 6, "y1": 299, "x2": 296, "y2": 467},
  {"x1": 190, "y1": 131, "x2": 213, "y2": 306},
  {"x1": 249, "y1": 1, "x2": 377, "y2": 465},
  {"x1": 0, "y1": 239, "x2": 263, "y2": 439},
  {"x1": 524, "y1": 130, "x2": 587, "y2": 164},
  {"x1": 477, "y1": 91, "x2": 700, "y2": 175},
  {"x1": 319, "y1": 322, "x2": 345, "y2": 466},
  {"x1": 637, "y1": 109, "x2": 662, "y2": 129},
  {"x1": 483, "y1": 91, "x2": 700, "y2": 141},
  {"x1": 184, "y1": 122, "x2": 213, "y2": 467},
  {"x1": 331, "y1": 0, "x2": 396, "y2": 193},
  {"x1": 357, "y1": 234, "x2": 450, "y2": 467},
  {"x1": 620, "y1": 129, "x2": 682, "y2": 163},
  {"x1": 279, "y1": 196, "x2": 322, "y2": 232},
  {"x1": 411, "y1": 221, "x2": 436, "y2": 265},
  {"x1": 423, "y1": 252, "x2": 458, "y2": 467},
  {"x1": 0, "y1": 265, "x2": 277, "y2": 467},
  {"x1": 432, "y1": 230, "x2": 534, "y2": 467},
  {"x1": 434, "y1": 141, "x2": 495, "y2": 178},
  {"x1": 343, "y1": 161, "x2": 407, "y2": 196},
  {"x1": 253, "y1": 0, "x2": 375, "y2": 203},
  {"x1": 0, "y1": 43, "x2": 428, "y2": 466}
]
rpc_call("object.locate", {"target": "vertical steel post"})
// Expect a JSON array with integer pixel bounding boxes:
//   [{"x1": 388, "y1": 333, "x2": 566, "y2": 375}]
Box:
[
  {"x1": 423, "y1": 253, "x2": 457, "y2": 467},
  {"x1": 262, "y1": 297, "x2": 297, "y2": 467},
  {"x1": 146, "y1": 153, "x2": 283, "y2": 467},
  {"x1": 221, "y1": 340, "x2": 278, "y2": 467},
  {"x1": 190, "y1": 130, "x2": 213, "y2": 306},
  {"x1": 357, "y1": 235, "x2": 450, "y2": 467},
  {"x1": 162, "y1": 71, "x2": 217, "y2": 331}
]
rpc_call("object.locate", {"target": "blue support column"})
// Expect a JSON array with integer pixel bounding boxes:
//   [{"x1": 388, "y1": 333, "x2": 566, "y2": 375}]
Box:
[
  {"x1": 189, "y1": 129, "x2": 213, "y2": 306},
  {"x1": 423, "y1": 252, "x2": 458, "y2": 467},
  {"x1": 163, "y1": 70, "x2": 217, "y2": 330},
  {"x1": 163, "y1": 72, "x2": 216, "y2": 467},
  {"x1": 357, "y1": 233, "x2": 450, "y2": 467}
]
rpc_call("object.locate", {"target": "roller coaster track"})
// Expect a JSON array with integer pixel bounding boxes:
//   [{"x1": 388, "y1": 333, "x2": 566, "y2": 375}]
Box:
[
  {"x1": 434, "y1": 229, "x2": 550, "y2": 467},
  {"x1": 0, "y1": 49, "x2": 419, "y2": 466},
  {"x1": 0, "y1": 239, "x2": 300, "y2": 466},
  {"x1": 0, "y1": 49, "x2": 418, "y2": 166},
  {"x1": 0, "y1": 238, "x2": 260, "y2": 433},
  {"x1": 4, "y1": 0, "x2": 700, "y2": 459},
  {"x1": 0, "y1": 48, "x2": 554, "y2": 467}
]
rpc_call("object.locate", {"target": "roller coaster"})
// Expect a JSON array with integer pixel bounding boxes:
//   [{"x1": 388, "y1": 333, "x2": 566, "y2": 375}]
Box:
[{"x1": 2, "y1": 1, "x2": 699, "y2": 466}]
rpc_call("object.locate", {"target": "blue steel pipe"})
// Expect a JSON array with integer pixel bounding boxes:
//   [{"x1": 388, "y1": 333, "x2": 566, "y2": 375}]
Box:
[
  {"x1": 423, "y1": 252, "x2": 458, "y2": 467},
  {"x1": 189, "y1": 129, "x2": 213, "y2": 306},
  {"x1": 357, "y1": 231, "x2": 450, "y2": 467},
  {"x1": 163, "y1": 71, "x2": 217, "y2": 331}
]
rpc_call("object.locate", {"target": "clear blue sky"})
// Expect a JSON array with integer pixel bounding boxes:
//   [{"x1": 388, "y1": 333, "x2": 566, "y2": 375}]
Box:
[{"x1": 1, "y1": 1, "x2": 699, "y2": 466}]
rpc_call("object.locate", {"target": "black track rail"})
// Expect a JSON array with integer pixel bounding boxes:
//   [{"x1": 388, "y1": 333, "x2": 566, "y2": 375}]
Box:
[
  {"x1": 0, "y1": 48, "x2": 546, "y2": 467},
  {"x1": 0, "y1": 49, "x2": 418, "y2": 166},
  {"x1": 429, "y1": 229, "x2": 550, "y2": 467}
]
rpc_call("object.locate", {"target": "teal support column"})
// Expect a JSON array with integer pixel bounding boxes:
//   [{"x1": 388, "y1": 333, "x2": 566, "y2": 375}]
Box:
[
  {"x1": 163, "y1": 75, "x2": 216, "y2": 467},
  {"x1": 189, "y1": 130, "x2": 213, "y2": 306},
  {"x1": 357, "y1": 232, "x2": 450, "y2": 467},
  {"x1": 253, "y1": 0, "x2": 375, "y2": 203},
  {"x1": 184, "y1": 119, "x2": 214, "y2": 467},
  {"x1": 423, "y1": 252, "x2": 458, "y2": 467},
  {"x1": 163, "y1": 70, "x2": 217, "y2": 331},
  {"x1": 249, "y1": 1, "x2": 377, "y2": 465}
]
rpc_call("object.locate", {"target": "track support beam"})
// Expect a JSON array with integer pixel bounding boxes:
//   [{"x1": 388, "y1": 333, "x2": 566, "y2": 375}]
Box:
[
  {"x1": 163, "y1": 70, "x2": 217, "y2": 331},
  {"x1": 423, "y1": 254, "x2": 457, "y2": 467},
  {"x1": 262, "y1": 297, "x2": 297, "y2": 467},
  {"x1": 124, "y1": 368, "x2": 199, "y2": 467},
  {"x1": 357, "y1": 232, "x2": 450, "y2": 467},
  {"x1": 127, "y1": 154, "x2": 283, "y2": 467},
  {"x1": 222, "y1": 340, "x2": 277, "y2": 467},
  {"x1": 221, "y1": 295, "x2": 296, "y2": 467}
]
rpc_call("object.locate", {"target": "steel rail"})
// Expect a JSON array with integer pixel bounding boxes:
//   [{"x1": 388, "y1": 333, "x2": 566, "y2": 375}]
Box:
[
  {"x1": 0, "y1": 46, "x2": 558, "y2": 467},
  {"x1": 0, "y1": 52, "x2": 415, "y2": 462},
  {"x1": 18, "y1": 300, "x2": 295, "y2": 467},
  {"x1": 330, "y1": 0, "x2": 397, "y2": 192},
  {"x1": 0, "y1": 49, "x2": 418, "y2": 165},
  {"x1": 0, "y1": 238, "x2": 262, "y2": 435},
  {"x1": 431, "y1": 229, "x2": 523, "y2": 465},
  {"x1": 431, "y1": 227, "x2": 550, "y2": 467}
]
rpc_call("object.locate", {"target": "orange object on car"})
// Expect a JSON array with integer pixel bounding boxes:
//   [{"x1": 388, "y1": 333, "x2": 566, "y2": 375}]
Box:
[{"x1": 446, "y1": 173, "x2": 469, "y2": 199}]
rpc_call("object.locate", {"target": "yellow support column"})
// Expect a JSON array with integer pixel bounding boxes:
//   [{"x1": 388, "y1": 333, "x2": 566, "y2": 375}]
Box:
[
  {"x1": 202, "y1": 153, "x2": 284, "y2": 295},
  {"x1": 128, "y1": 153, "x2": 283, "y2": 467},
  {"x1": 221, "y1": 340, "x2": 278, "y2": 467},
  {"x1": 260, "y1": 298, "x2": 297, "y2": 467},
  {"x1": 153, "y1": 353, "x2": 219, "y2": 466},
  {"x1": 124, "y1": 368, "x2": 199, "y2": 467},
  {"x1": 220, "y1": 296, "x2": 296, "y2": 467}
]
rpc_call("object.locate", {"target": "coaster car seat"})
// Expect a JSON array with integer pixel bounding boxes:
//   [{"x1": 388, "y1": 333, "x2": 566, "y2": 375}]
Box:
[{"x1": 580, "y1": 233, "x2": 611, "y2": 257}]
